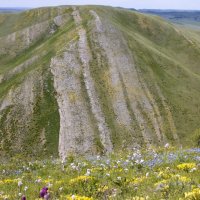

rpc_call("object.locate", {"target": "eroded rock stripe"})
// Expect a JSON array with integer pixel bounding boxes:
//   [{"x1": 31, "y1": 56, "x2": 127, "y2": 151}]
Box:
[
  {"x1": 90, "y1": 10, "x2": 167, "y2": 145},
  {"x1": 0, "y1": 70, "x2": 43, "y2": 151},
  {"x1": 72, "y1": 7, "x2": 113, "y2": 153},
  {"x1": 0, "y1": 53, "x2": 46, "y2": 84},
  {"x1": 51, "y1": 42, "x2": 96, "y2": 158},
  {"x1": 142, "y1": 82, "x2": 167, "y2": 142},
  {"x1": 155, "y1": 84, "x2": 179, "y2": 143},
  {"x1": 51, "y1": 7, "x2": 113, "y2": 158},
  {"x1": 89, "y1": 10, "x2": 132, "y2": 127},
  {"x1": 0, "y1": 21, "x2": 50, "y2": 57}
]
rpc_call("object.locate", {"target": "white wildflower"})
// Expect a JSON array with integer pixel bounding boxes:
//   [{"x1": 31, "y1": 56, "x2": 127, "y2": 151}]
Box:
[
  {"x1": 189, "y1": 167, "x2": 197, "y2": 173},
  {"x1": 18, "y1": 180, "x2": 23, "y2": 187},
  {"x1": 164, "y1": 143, "x2": 170, "y2": 148},
  {"x1": 97, "y1": 155, "x2": 101, "y2": 160},
  {"x1": 124, "y1": 168, "x2": 128, "y2": 172},
  {"x1": 85, "y1": 169, "x2": 91, "y2": 176}
]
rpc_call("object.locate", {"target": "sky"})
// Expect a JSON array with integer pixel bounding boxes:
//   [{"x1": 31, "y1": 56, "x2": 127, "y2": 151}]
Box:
[{"x1": 0, "y1": 0, "x2": 199, "y2": 10}]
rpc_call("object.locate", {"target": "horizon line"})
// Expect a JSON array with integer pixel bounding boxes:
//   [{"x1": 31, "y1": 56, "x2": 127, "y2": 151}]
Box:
[{"x1": 0, "y1": 6, "x2": 200, "y2": 11}]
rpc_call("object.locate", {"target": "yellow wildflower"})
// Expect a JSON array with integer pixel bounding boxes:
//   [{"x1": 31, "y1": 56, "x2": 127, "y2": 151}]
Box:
[
  {"x1": 55, "y1": 180, "x2": 64, "y2": 185},
  {"x1": 97, "y1": 185, "x2": 109, "y2": 193},
  {"x1": 69, "y1": 176, "x2": 93, "y2": 185},
  {"x1": 177, "y1": 163, "x2": 196, "y2": 171},
  {"x1": 131, "y1": 196, "x2": 147, "y2": 200},
  {"x1": 65, "y1": 195, "x2": 93, "y2": 200},
  {"x1": 178, "y1": 176, "x2": 191, "y2": 183},
  {"x1": 129, "y1": 176, "x2": 146, "y2": 185},
  {"x1": 0, "y1": 179, "x2": 18, "y2": 185},
  {"x1": 91, "y1": 167, "x2": 103, "y2": 172},
  {"x1": 0, "y1": 194, "x2": 10, "y2": 199},
  {"x1": 184, "y1": 188, "x2": 200, "y2": 199},
  {"x1": 43, "y1": 179, "x2": 53, "y2": 184},
  {"x1": 158, "y1": 171, "x2": 172, "y2": 179}
]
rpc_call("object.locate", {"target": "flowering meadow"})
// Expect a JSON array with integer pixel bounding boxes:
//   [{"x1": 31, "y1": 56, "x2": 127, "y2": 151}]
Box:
[{"x1": 0, "y1": 147, "x2": 200, "y2": 200}]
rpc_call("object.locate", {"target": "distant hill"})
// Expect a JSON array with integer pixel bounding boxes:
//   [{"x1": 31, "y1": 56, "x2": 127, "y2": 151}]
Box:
[
  {"x1": 138, "y1": 9, "x2": 200, "y2": 29},
  {"x1": 0, "y1": 8, "x2": 28, "y2": 13}
]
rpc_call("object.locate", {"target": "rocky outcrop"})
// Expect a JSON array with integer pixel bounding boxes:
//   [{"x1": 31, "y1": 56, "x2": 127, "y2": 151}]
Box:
[
  {"x1": 51, "y1": 42, "x2": 96, "y2": 157},
  {"x1": 154, "y1": 84, "x2": 179, "y2": 142},
  {"x1": 2, "y1": 5, "x2": 198, "y2": 158},
  {"x1": 73, "y1": 8, "x2": 113, "y2": 153},
  {"x1": 0, "y1": 21, "x2": 50, "y2": 57},
  {"x1": 51, "y1": 8, "x2": 113, "y2": 158},
  {"x1": 0, "y1": 53, "x2": 46, "y2": 84},
  {"x1": 53, "y1": 14, "x2": 71, "y2": 27},
  {"x1": 89, "y1": 10, "x2": 132, "y2": 128},
  {"x1": 89, "y1": 10, "x2": 167, "y2": 145},
  {"x1": 0, "y1": 70, "x2": 43, "y2": 152},
  {"x1": 0, "y1": 11, "x2": 70, "y2": 58}
]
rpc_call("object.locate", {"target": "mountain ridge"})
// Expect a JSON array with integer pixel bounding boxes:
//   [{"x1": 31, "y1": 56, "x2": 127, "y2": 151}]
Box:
[{"x1": 0, "y1": 6, "x2": 200, "y2": 158}]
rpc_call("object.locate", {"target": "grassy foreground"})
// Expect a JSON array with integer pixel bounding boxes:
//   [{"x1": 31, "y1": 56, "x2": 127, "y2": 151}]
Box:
[{"x1": 0, "y1": 147, "x2": 200, "y2": 200}]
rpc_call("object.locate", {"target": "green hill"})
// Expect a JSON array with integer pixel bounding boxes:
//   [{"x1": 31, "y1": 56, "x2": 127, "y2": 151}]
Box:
[{"x1": 0, "y1": 6, "x2": 200, "y2": 158}]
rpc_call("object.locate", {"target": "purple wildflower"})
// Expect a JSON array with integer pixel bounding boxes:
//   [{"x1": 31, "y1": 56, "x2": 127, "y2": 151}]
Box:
[
  {"x1": 44, "y1": 193, "x2": 50, "y2": 200},
  {"x1": 40, "y1": 187, "x2": 48, "y2": 198},
  {"x1": 21, "y1": 195, "x2": 26, "y2": 200}
]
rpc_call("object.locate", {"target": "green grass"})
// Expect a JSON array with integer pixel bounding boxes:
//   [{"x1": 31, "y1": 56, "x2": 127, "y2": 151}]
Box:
[
  {"x1": 0, "y1": 147, "x2": 199, "y2": 199},
  {"x1": 26, "y1": 65, "x2": 60, "y2": 157}
]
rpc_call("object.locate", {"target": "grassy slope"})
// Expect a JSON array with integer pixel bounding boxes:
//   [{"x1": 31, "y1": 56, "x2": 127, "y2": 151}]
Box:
[
  {"x1": 1, "y1": 6, "x2": 200, "y2": 157},
  {"x1": 82, "y1": 6, "x2": 200, "y2": 146},
  {"x1": 0, "y1": 7, "x2": 69, "y2": 37},
  {"x1": 0, "y1": 7, "x2": 77, "y2": 157}
]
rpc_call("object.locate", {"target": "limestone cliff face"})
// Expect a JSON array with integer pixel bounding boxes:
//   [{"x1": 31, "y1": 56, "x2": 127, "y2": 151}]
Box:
[{"x1": 0, "y1": 6, "x2": 200, "y2": 157}]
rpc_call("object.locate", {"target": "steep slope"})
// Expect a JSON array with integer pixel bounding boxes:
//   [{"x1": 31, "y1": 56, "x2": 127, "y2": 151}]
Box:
[
  {"x1": 0, "y1": 6, "x2": 75, "y2": 157},
  {"x1": 0, "y1": 6, "x2": 200, "y2": 158}
]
